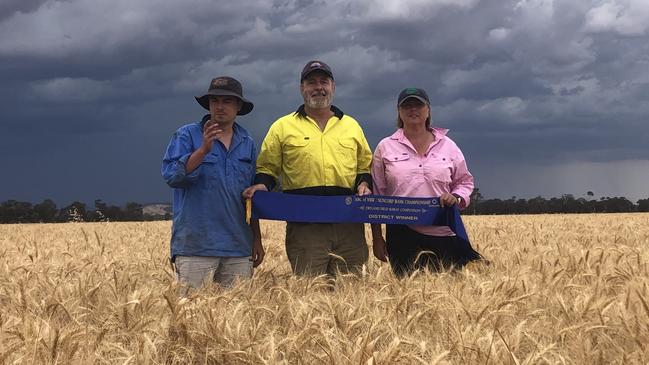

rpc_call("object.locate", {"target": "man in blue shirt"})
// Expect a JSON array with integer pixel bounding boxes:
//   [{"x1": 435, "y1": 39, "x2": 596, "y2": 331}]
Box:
[{"x1": 162, "y1": 76, "x2": 263, "y2": 293}]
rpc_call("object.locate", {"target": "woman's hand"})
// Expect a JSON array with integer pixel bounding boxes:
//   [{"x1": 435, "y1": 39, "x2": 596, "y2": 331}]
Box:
[{"x1": 440, "y1": 193, "x2": 459, "y2": 207}]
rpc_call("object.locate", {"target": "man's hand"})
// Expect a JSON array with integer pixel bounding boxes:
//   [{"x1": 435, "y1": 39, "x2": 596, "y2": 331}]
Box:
[
  {"x1": 199, "y1": 119, "x2": 223, "y2": 154},
  {"x1": 252, "y1": 237, "x2": 265, "y2": 267},
  {"x1": 372, "y1": 235, "x2": 388, "y2": 262},
  {"x1": 357, "y1": 181, "x2": 372, "y2": 196},
  {"x1": 371, "y1": 223, "x2": 388, "y2": 262},
  {"x1": 242, "y1": 184, "x2": 268, "y2": 199},
  {"x1": 185, "y1": 120, "x2": 222, "y2": 173},
  {"x1": 440, "y1": 193, "x2": 459, "y2": 207}
]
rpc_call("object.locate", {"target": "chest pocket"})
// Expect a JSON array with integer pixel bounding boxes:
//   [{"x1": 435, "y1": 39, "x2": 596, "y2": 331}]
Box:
[
  {"x1": 284, "y1": 137, "x2": 310, "y2": 154},
  {"x1": 426, "y1": 156, "x2": 453, "y2": 184},
  {"x1": 382, "y1": 154, "x2": 412, "y2": 187},
  {"x1": 384, "y1": 154, "x2": 410, "y2": 163},
  {"x1": 285, "y1": 137, "x2": 310, "y2": 148},
  {"x1": 283, "y1": 136, "x2": 312, "y2": 170},
  {"x1": 336, "y1": 138, "x2": 358, "y2": 170},
  {"x1": 231, "y1": 156, "x2": 253, "y2": 188},
  {"x1": 338, "y1": 138, "x2": 357, "y2": 152},
  {"x1": 200, "y1": 154, "x2": 222, "y2": 189}
]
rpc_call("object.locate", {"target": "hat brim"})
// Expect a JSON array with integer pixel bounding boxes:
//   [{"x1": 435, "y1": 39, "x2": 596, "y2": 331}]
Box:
[
  {"x1": 195, "y1": 90, "x2": 254, "y2": 115},
  {"x1": 398, "y1": 95, "x2": 429, "y2": 106}
]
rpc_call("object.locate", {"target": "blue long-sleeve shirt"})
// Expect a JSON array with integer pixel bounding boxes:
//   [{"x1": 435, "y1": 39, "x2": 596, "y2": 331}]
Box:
[{"x1": 162, "y1": 115, "x2": 256, "y2": 260}]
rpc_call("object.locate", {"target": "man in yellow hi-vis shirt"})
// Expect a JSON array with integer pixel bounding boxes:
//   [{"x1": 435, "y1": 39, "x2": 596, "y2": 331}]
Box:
[{"x1": 243, "y1": 60, "x2": 373, "y2": 276}]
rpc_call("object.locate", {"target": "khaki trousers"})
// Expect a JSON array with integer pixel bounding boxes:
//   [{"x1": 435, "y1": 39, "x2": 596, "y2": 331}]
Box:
[{"x1": 285, "y1": 222, "x2": 368, "y2": 276}]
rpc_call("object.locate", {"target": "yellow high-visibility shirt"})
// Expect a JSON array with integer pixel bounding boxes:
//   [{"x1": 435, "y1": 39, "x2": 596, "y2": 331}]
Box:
[{"x1": 256, "y1": 106, "x2": 372, "y2": 192}]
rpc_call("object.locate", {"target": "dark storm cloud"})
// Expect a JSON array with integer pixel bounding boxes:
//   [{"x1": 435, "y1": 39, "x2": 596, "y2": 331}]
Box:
[
  {"x1": 0, "y1": 0, "x2": 50, "y2": 21},
  {"x1": 1, "y1": 0, "x2": 648, "y2": 204}
]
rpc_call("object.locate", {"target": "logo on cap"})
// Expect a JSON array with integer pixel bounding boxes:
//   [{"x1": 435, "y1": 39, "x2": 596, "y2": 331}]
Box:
[
  {"x1": 212, "y1": 78, "x2": 229, "y2": 87},
  {"x1": 310, "y1": 62, "x2": 322, "y2": 68},
  {"x1": 405, "y1": 88, "x2": 418, "y2": 94}
]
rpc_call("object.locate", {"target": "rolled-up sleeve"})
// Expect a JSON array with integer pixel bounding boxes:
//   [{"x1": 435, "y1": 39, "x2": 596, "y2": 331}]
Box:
[
  {"x1": 450, "y1": 149, "x2": 474, "y2": 209},
  {"x1": 162, "y1": 129, "x2": 201, "y2": 189}
]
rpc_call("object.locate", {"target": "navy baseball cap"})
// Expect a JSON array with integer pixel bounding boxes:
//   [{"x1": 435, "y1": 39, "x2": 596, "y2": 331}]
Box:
[
  {"x1": 300, "y1": 60, "x2": 334, "y2": 81},
  {"x1": 397, "y1": 87, "x2": 430, "y2": 106}
]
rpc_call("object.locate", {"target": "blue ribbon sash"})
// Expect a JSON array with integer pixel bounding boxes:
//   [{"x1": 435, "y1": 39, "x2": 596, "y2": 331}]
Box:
[{"x1": 251, "y1": 191, "x2": 470, "y2": 244}]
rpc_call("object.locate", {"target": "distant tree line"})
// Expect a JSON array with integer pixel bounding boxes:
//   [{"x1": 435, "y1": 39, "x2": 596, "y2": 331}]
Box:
[
  {"x1": 463, "y1": 189, "x2": 649, "y2": 215},
  {"x1": 1, "y1": 190, "x2": 649, "y2": 223},
  {"x1": 0, "y1": 199, "x2": 170, "y2": 224}
]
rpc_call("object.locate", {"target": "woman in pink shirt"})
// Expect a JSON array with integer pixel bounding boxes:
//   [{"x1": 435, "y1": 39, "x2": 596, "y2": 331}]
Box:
[{"x1": 371, "y1": 88, "x2": 483, "y2": 276}]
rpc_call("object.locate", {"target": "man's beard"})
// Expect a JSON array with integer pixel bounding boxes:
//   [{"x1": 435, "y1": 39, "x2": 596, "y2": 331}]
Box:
[{"x1": 304, "y1": 93, "x2": 333, "y2": 109}]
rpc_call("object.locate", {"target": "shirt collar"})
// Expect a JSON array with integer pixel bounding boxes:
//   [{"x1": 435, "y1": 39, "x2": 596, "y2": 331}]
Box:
[
  {"x1": 389, "y1": 127, "x2": 449, "y2": 142},
  {"x1": 294, "y1": 105, "x2": 344, "y2": 120},
  {"x1": 200, "y1": 113, "x2": 211, "y2": 129}
]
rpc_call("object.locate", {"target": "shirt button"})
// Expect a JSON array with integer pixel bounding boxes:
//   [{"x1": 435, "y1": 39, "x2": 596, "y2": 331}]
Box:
[{"x1": 419, "y1": 164, "x2": 422, "y2": 167}]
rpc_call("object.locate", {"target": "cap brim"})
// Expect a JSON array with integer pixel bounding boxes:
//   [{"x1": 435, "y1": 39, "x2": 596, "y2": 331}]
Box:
[
  {"x1": 398, "y1": 95, "x2": 429, "y2": 106},
  {"x1": 301, "y1": 69, "x2": 334, "y2": 81},
  {"x1": 195, "y1": 91, "x2": 254, "y2": 115}
]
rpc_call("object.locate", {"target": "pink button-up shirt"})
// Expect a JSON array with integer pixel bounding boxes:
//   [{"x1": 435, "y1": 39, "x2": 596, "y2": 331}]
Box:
[{"x1": 371, "y1": 128, "x2": 474, "y2": 236}]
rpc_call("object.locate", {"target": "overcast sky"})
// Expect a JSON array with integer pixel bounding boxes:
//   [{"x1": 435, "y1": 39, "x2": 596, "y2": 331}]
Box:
[{"x1": 1, "y1": 0, "x2": 648, "y2": 206}]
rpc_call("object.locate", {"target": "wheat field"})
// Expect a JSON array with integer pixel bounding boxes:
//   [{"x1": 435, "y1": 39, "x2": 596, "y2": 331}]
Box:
[{"x1": 1, "y1": 214, "x2": 648, "y2": 364}]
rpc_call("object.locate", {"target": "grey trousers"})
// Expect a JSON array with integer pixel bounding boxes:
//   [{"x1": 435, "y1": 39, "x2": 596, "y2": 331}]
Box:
[{"x1": 174, "y1": 256, "x2": 253, "y2": 294}]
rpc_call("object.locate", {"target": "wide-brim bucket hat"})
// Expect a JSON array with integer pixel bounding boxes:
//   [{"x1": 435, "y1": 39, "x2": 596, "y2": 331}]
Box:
[{"x1": 195, "y1": 76, "x2": 254, "y2": 115}]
